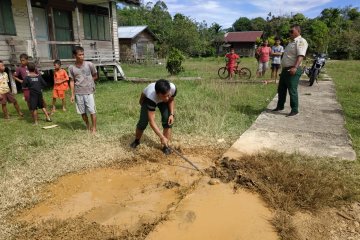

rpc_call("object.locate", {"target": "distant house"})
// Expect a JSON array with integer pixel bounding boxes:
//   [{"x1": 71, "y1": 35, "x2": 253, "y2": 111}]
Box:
[
  {"x1": 223, "y1": 31, "x2": 263, "y2": 57},
  {"x1": 118, "y1": 26, "x2": 157, "y2": 62},
  {"x1": 0, "y1": 0, "x2": 140, "y2": 93}
]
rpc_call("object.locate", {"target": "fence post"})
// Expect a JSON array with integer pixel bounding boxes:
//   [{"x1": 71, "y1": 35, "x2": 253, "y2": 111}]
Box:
[{"x1": 113, "y1": 66, "x2": 118, "y2": 81}]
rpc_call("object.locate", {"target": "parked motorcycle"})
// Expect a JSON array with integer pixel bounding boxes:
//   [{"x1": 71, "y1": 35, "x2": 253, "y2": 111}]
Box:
[{"x1": 304, "y1": 53, "x2": 327, "y2": 86}]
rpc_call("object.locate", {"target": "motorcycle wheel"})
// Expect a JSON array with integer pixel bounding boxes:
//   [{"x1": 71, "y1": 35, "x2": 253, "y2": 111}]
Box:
[{"x1": 309, "y1": 69, "x2": 319, "y2": 86}]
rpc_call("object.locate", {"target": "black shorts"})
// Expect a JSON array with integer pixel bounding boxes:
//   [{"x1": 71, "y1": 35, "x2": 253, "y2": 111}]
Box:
[
  {"x1": 271, "y1": 64, "x2": 281, "y2": 70},
  {"x1": 29, "y1": 92, "x2": 44, "y2": 111}
]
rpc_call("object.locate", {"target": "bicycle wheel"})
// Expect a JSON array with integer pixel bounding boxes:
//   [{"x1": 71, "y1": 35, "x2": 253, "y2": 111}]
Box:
[
  {"x1": 238, "y1": 67, "x2": 251, "y2": 80},
  {"x1": 218, "y1": 67, "x2": 229, "y2": 79}
]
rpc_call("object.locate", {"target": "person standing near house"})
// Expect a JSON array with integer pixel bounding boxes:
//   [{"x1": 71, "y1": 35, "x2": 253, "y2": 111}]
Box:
[
  {"x1": 0, "y1": 60, "x2": 23, "y2": 119},
  {"x1": 23, "y1": 62, "x2": 52, "y2": 124},
  {"x1": 225, "y1": 48, "x2": 240, "y2": 80},
  {"x1": 69, "y1": 46, "x2": 98, "y2": 133},
  {"x1": 130, "y1": 79, "x2": 176, "y2": 155},
  {"x1": 272, "y1": 24, "x2": 308, "y2": 117},
  {"x1": 13, "y1": 54, "x2": 42, "y2": 109},
  {"x1": 271, "y1": 37, "x2": 284, "y2": 82},
  {"x1": 256, "y1": 40, "x2": 271, "y2": 78},
  {"x1": 52, "y1": 60, "x2": 69, "y2": 113}
]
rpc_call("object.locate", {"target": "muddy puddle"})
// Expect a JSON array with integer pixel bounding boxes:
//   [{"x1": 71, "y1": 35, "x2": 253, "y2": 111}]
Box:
[
  {"x1": 17, "y1": 151, "x2": 277, "y2": 239},
  {"x1": 146, "y1": 179, "x2": 277, "y2": 240},
  {"x1": 19, "y1": 155, "x2": 205, "y2": 233}
]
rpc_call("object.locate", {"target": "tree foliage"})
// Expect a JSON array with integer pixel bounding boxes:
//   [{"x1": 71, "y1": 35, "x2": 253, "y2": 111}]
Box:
[
  {"x1": 232, "y1": 17, "x2": 251, "y2": 31},
  {"x1": 118, "y1": 2, "x2": 360, "y2": 59},
  {"x1": 166, "y1": 48, "x2": 185, "y2": 75},
  {"x1": 118, "y1": 1, "x2": 224, "y2": 57}
]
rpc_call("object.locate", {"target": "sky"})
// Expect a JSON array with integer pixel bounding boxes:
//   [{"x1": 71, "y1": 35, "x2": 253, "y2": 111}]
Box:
[{"x1": 161, "y1": 0, "x2": 360, "y2": 28}]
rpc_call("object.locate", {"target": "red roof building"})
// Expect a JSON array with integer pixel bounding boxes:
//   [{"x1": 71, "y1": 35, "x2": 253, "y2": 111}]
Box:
[{"x1": 223, "y1": 31, "x2": 263, "y2": 57}]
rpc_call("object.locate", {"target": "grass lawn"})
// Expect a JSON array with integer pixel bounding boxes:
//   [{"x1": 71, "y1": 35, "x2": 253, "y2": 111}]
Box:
[
  {"x1": 0, "y1": 57, "x2": 277, "y2": 238},
  {"x1": 326, "y1": 60, "x2": 360, "y2": 160},
  {"x1": 1, "y1": 58, "x2": 360, "y2": 240},
  {"x1": 0, "y1": 57, "x2": 276, "y2": 170},
  {"x1": 121, "y1": 56, "x2": 260, "y2": 80}
]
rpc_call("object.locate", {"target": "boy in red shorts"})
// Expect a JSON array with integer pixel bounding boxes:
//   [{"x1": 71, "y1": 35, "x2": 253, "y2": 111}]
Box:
[
  {"x1": 0, "y1": 60, "x2": 23, "y2": 119},
  {"x1": 225, "y1": 48, "x2": 240, "y2": 80},
  {"x1": 52, "y1": 60, "x2": 69, "y2": 113}
]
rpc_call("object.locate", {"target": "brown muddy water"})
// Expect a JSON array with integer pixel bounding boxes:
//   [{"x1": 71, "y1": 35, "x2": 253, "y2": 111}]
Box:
[{"x1": 17, "y1": 153, "x2": 277, "y2": 239}]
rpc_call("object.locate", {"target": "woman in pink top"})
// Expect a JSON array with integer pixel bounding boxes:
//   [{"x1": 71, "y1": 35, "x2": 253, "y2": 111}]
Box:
[{"x1": 256, "y1": 40, "x2": 272, "y2": 78}]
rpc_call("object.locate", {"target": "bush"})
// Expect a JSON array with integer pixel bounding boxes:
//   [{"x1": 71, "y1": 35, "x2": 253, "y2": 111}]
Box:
[{"x1": 166, "y1": 48, "x2": 185, "y2": 75}]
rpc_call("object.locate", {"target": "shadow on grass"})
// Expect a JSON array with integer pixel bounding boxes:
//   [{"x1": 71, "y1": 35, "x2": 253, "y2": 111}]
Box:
[
  {"x1": 231, "y1": 104, "x2": 264, "y2": 116},
  {"x1": 118, "y1": 133, "x2": 160, "y2": 150},
  {"x1": 55, "y1": 120, "x2": 86, "y2": 131}
]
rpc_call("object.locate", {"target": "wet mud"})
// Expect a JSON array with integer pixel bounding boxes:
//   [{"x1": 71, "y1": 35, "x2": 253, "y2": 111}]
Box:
[{"x1": 14, "y1": 148, "x2": 225, "y2": 239}]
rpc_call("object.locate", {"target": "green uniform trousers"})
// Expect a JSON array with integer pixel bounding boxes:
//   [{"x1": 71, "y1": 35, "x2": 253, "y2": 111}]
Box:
[
  {"x1": 276, "y1": 67, "x2": 302, "y2": 113},
  {"x1": 136, "y1": 102, "x2": 172, "y2": 130}
]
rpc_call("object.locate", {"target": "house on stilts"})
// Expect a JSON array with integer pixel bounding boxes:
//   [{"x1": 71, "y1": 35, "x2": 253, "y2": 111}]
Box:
[{"x1": 0, "y1": 0, "x2": 139, "y2": 93}]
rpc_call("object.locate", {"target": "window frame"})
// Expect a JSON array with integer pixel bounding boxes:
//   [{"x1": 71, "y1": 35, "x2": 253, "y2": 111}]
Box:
[
  {"x1": 83, "y1": 5, "x2": 110, "y2": 41},
  {"x1": 0, "y1": 0, "x2": 17, "y2": 35}
]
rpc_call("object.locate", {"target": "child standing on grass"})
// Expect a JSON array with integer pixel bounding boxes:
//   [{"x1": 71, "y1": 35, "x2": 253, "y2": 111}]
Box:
[
  {"x1": 69, "y1": 46, "x2": 98, "y2": 133},
  {"x1": 13, "y1": 53, "x2": 46, "y2": 109},
  {"x1": 0, "y1": 60, "x2": 23, "y2": 119},
  {"x1": 271, "y1": 37, "x2": 284, "y2": 82},
  {"x1": 52, "y1": 60, "x2": 69, "y2": 113},
  {"x1": 23, "y1": 62, "x2": 51, "y2": 125}
]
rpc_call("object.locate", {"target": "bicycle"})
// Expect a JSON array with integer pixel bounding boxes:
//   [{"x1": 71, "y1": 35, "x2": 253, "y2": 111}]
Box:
[{"x1": 218, "y1": 61, "x2": 251, "y2": 80}]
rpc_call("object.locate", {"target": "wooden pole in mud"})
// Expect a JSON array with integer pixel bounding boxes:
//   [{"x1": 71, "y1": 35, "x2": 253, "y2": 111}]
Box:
[{"x1": 169, "y1": 147, "x2": 204, "y2": 174}]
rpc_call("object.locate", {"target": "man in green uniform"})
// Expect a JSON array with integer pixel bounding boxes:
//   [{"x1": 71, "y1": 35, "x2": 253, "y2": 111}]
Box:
[{"x1": 272, "y1": 24, "x2": 308, "y2": 116}]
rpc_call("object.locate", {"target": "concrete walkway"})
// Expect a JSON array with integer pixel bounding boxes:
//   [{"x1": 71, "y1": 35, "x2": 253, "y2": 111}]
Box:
[{"x1": 225, "y1": 75, "x2": 356, "y2": 160}]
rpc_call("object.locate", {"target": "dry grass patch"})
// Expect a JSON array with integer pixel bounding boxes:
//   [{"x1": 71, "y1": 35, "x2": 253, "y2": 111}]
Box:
[
  {"x1": 14, "y1": 215, "x2": 168, "y2": 240},
  {"x1": 271, "y1": 210, "x2": 299, "y2": 240}
]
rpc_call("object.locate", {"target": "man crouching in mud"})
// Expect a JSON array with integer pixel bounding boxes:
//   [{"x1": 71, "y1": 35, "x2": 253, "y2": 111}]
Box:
[{"x1": 130, "y1": 79, "x2": 177, "y2": 155}]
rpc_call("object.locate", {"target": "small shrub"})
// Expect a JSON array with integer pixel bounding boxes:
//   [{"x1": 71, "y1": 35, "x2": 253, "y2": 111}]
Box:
[{"x1": 166, "y1": 48, "x2": 185, "y2": 75}]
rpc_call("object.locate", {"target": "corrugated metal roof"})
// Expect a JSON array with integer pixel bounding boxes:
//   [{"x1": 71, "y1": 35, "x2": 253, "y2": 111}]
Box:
[
  {"x1": 224, "y1": 31, "x2": 263, "y2": 42},
  {"x1": 118, "y1": 26, "x2": 150, "y2": 39}
]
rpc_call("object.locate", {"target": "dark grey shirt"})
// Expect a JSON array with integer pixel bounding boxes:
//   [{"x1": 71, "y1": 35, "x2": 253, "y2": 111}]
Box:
[
  {"x1": 68, "y1": 61, "x2": 97, "y2": 95},
  {"x1": 23, "y1": 75, "x2": 47, "y2": 94}
]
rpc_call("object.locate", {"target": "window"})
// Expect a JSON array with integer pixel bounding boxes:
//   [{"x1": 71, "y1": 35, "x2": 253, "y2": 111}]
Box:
[
  {"x1": 83, "y1": 5, "x2": 110, "y2": 40},
  {"x1": 0, "y1": 0, "x2": 16, "y2": 35}
]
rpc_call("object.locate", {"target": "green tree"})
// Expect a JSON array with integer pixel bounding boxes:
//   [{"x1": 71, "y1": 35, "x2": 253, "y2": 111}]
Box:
[
  {"x1": 307, "y1": 20, "x2": 329, "y2": 53},
  {"x1": 208, "y1": 23, "x2": 225, "y2": 55},
  {"x1": 250, "y1": 17, "x2": 266, "y2": 31},
  {"x1": 169, "y1": 13, "x2": 202, "y2": 56},
  {"x1": 290, "y1": 13, "x2": 307, "y2": 26},
  {"x1": 232, "y1": 17, "x2": 251, "y2": 31},
  {"x1": 319, "y1": 8, "x2": 342, "y2": 32},
  {"x1": 341, "y1": 6, "x2": 360, "y2": 21}
]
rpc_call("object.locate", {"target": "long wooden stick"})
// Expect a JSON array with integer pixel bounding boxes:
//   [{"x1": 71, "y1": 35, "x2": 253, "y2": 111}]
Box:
[{"x1": 168, "y1": 146, "x2": 204, "y2": 174}]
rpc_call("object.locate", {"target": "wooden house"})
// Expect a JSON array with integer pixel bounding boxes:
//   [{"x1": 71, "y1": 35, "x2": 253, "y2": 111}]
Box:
[
  {"x1": 222, "y1": 31, "x2": 263, "y2": 57},
  {"x1": 118, "y1": 26, "x2": 157, "y2": 63},
  {"x1": 0, "y1": 0, "x2": 139, "y2": 93}
]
